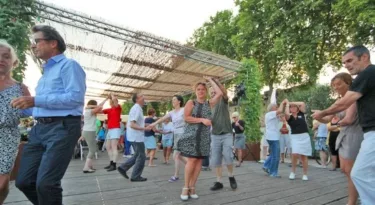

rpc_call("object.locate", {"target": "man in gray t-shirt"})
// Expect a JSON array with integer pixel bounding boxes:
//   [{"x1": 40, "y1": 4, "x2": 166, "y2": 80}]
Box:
[{"x1": 209, "y1": 78, "x2": 237, "y2": 191}]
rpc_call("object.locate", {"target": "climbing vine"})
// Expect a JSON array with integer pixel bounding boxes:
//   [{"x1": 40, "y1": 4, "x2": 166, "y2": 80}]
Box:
[
  {"x1": 0, "y1": 0, "x2": 37, "y2": 82},
  {"x1": 236, "y1": 59, "x2": 263, "y2": 142}
]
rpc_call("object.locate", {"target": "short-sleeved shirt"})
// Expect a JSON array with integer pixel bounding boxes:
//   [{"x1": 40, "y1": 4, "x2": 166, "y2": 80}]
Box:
[
  {"x1": 349, "y1": 65, "x2": 375, "y2": 133},
  {"x1": 232, "y1": 120, "x2": 245, "y2": 134},
  {"x1": 103, "y1": 105, "x2": 122, "y2": 129},
  {"x1": 126, "y1": 104, "x2": 145, "y2": 142},
  {"x1": 144, "y1": 117, "x2": 155, "y2": 137},
  {"x1": 166, "y1": 108, "x2": 185, "y2": 134},
  {"x1": 162, "y1": 122, "x2": 174, "y2": 140},
  {"x1": 265, "y1": 111, "x2": 280, "y2": 140},
  {"x1": 287, "y1": 111, "x2": 309, "y2": 134},
  {"x1": 211, "y1": 97, "x2": 232, "y2": 135},
  {"x1": 316, "y1": 123, "x2": 328, "y2": 138},
  {"x1": 82, "y1": 109, "x2": 96, "y2": 131}
]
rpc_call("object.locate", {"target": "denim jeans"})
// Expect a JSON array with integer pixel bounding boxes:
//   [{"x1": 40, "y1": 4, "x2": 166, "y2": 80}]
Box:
[
  {"x1": 351, "y1": 131, "x2": 375, "y2": 205},
  {"x1": 120, "y1": 142, "x2": 146, "y2": 179},
  {"x1": 202, "y1": 156, "x2": 210, "y2": 167},
  {"x1": 263, "y1": 140, "x2": 280, "y2": 176},
  {"x1": 15, "y1": 118, "x2": 81, "y2": 205},
  {"x1": 123, "y1": 135, "x2": 132, "y2": 155}
]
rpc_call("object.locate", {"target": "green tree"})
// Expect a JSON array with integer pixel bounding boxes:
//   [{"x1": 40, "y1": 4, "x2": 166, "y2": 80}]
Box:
[
  {"x1": 0, "y1": 0, "x2": 36, "y2": 82},
  {"x1": 121, "y1": 101, "x2": 133, "y2": 115},
  {"x1": 188, "y1": 10, "x2": 238, "y2": 59},
  {"x1": 236, "y1": 59, "x2": 263, "y2": 142}
]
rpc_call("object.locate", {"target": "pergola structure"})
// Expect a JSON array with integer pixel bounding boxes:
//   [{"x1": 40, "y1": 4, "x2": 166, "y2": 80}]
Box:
[{"x1": 34, "y1": 1, "x2": 241, "y2": 101}]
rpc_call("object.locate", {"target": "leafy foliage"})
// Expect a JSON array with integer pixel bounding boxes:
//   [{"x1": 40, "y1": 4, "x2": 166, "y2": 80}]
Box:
[
  {"x1": 236, "y1": 59, "x2": 263, "y2": 142},
  {"x1": 0, "y1": 0, "x2": 37, "y2": 82},
  {"x1": 190, "y1": 0, "x2": 375, "y2": 99},
  {"x1": 121, "y1": 101, "x2": 134, "y2": 115}
]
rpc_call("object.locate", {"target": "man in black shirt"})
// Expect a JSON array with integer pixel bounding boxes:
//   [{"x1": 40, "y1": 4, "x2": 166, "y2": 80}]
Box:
[{"x1": 312, "y1": 45, "x2": 375, "y2": 205}]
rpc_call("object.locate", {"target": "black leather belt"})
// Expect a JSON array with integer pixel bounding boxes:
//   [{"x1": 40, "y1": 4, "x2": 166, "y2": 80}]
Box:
[{"x1": 35, "y1": 115, "x2": 81, "y2": 124}]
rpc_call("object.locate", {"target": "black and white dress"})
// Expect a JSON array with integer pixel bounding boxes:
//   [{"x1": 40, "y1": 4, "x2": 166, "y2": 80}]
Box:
[
  {"x1": 177, "y1": 100, "x2": 211, "y2": 158},
  {"x1": 0, "y1": 84, "x2": 23, "y2": 174}
]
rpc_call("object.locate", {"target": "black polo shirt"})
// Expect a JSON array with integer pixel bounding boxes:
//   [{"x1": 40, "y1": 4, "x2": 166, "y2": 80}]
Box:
[
  {"x1": 287, "y1": 111, "x2": 309, "y2": 134},
  {"x1": 232, "y1": 120, "x2": 245, "y2": 134},
  {"x1": 349, "y1": 65, "x2": 375, "y2": 133}
]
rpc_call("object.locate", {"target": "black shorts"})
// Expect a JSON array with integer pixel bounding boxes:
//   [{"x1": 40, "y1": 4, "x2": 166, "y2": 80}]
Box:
[{"x1": 329, "y1": 131, "x2": 340, "y2": 156}]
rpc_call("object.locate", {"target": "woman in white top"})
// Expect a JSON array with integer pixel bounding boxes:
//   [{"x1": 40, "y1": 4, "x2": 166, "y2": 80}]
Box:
[
  {"x1": 149, "y1": 95, "x2": 185, "y2": 182},
  {"x1": 81, "y1": 99, "x2": 107, "y2": 173}
]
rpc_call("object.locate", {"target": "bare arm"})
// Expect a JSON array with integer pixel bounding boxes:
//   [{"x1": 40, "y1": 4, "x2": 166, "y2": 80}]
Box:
[
  {"x1": 339, "y1": 103, "x2": 357, "y2": 126},
  {"x1": 184, "y1": 100, "x2": 209, "y2": 124},
  {"x1": 130, "y1": 121, "x2": 146, "y2": 131},
  {"x1": 284, "y1": 101, "x2": 291, "y2": 120},
  {"x1": 150, "y1": 114, "x2": 170, "y2": 127},
  {"x1": 321, "y1": 91, "x2": 361, "y2": 116},
  {"x1": 290, "y1": 101, "x2": 306, "y2": 113},
  {"x1": 21, "y1": 84, "x2": 31, "y2": 96},
  {"x1": 206, "y1": 77, "x2": 223, "y2": 108},
  {"x1": 327, "y1": 123, "x2": 339, "y2": 131},
  {"x1": 212, "y1": 78, "x2": 228, "y2": 100},
  {"x1": 110, "y1": 93, "x2": 119, "y2": 107}
]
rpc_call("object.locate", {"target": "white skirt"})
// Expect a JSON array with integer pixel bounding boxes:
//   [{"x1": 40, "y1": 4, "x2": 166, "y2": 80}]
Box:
[{"x1": 290, "y1": 133, "x2": 312, "y2": 156}]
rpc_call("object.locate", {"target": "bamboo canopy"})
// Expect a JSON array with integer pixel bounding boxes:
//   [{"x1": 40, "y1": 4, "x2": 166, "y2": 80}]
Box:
[{"x1": 34, "y1": 1, "x2": 241, "y2": 101}]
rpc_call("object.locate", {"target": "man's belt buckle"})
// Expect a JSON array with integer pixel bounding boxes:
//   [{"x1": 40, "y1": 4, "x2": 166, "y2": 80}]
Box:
[{"x1": 38, "y1": 118, "x2": 53, "y2": 124}]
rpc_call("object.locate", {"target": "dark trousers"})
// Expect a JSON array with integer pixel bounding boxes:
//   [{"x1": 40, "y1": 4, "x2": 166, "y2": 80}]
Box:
[
  {"x1": 124, "y1": 136, "x2": 132, "y2": 155},
  {"x1": 202, "y1": 156, "x2": 210, "y2": 167},
  {"x1": 120, "y1": 142, "x2": 146, "y2": 179},
  {"x1": 15, "y1": 118, "x2": 81, "y2": 205}
]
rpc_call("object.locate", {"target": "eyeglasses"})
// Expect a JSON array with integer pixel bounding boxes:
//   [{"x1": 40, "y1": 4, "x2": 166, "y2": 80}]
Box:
[{"x1": 31, "y1": 38, "x2": 50, "y2": 45}]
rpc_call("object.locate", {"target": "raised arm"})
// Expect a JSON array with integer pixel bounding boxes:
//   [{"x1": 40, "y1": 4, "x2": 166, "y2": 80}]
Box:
[
  {"x1": 110, "y1": 93, "x2": 119, "y2": 107},
  {"x1": 290, "y1": 101, "x2": 306, "y2": 113},
  {"x1": 90, "y1": 98, "x2": 108, "y2": 115},
  {"x1": 284, "y1": 100, "x2": 291, "y2": 120},
  {"x1": 184, "y1": 100, "x2": 211, "y2": 126},
  {"x1": 205, "y1": 77, "x2": 223, "y2": 108},
  {"x1": 212, "y1": 78, "x2": 228, "y2": 100}
]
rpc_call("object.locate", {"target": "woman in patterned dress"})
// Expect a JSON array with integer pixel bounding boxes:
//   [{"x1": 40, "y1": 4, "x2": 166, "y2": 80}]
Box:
[
  {"x1": 177, "y1": 77, "x2": 223, "y2": 201},
  {"x1": 0, "y1": 40, "x2": 31, "y2": 203}
]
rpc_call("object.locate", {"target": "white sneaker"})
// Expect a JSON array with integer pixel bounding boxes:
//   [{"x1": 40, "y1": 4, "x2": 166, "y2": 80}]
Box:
[
  {"x1": 320, "y1": 165, "x2": 327, "y2": 169},
  {"x1": 289, "y1": 172, "x2": 296, "y2": 180},
  {"x1": 302, "y1": 175, "x2": 309, "y2": 181}
]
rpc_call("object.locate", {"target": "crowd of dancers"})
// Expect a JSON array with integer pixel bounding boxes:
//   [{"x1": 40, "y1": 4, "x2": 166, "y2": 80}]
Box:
[{"x1": 0, "y1": 25, "x2": 374, "y2": 205}]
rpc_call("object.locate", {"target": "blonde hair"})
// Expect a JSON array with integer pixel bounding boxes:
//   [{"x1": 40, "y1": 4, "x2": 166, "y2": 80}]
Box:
[
  {"x1": 194, "y1": 82, "x2": 208, "y2": 91},
  {"x1": 232, "y1": 112, "x2": 240, "y2": 118},
  {"x1": 0, "y1": 40, "x2": 19, "y2": 67}
]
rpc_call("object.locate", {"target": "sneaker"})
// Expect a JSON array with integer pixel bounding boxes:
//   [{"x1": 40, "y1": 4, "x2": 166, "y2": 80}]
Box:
[
  {"x1": 262, "y1": 167, "x2": 269, "y2": 174},
  {"x1": 229, "y1": 177, "x2": 237, "y2": 190},
  {"x1": 168, "y1": 176, "x2": 179, "y2": 182},
  {"x1": 320, "y1": 165, "x2": 327, "y2": 169},
  {"x1": 117, "y1": 167, "x2": 129, "y2": 179},
  {"x1": 302, "y1": 175, "x2": 309, "y2": 181},
  {"x1": 210, "y1": 182, "x2": 223, "y2": 191},
  {"x1": 289, "y1": 172, "x2": 296, "y2": 180}
]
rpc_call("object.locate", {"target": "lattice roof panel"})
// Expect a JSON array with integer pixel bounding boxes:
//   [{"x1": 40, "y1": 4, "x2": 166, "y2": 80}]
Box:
[{"x1": 34, "y1": 1, "x2": 241, "y2": 101}]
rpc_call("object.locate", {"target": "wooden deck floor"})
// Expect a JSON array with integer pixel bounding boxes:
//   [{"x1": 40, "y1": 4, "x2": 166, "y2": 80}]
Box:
[{"x1": 5, "y1": 151, "x2": 349, "y2": 205}]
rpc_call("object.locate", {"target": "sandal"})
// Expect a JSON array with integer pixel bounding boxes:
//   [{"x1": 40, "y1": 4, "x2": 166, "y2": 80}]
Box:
[
  {"x1": 189, "y1": 187, "x2": 199, "y2": 199},
  {"x1": 180, "y1": 187, "x2": 189, "y2": 201}
]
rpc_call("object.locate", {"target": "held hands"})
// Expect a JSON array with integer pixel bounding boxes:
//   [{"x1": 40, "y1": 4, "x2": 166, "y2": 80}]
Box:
[
  {"x1": 311, "y1": 110, "x2": 324, "y2": 121},
  {"x1": 203, "y1": 76, "x2": 212, "y2": 81},
  {"x1": 201, "y1": 119, "x2": 212, "y2": 127},
  {"x1": 11, "y1": 96, "x2": 35, "y2": 109}
]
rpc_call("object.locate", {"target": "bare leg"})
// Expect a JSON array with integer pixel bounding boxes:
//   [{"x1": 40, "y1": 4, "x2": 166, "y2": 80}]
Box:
[
  {"x1": 111, "y1": 139, "x2": 119, "y2": 163},
  {"x1": 182, "y1": 158, "x2": 197, "y2": 195},
  {"x1": 301, "y1": 155, "x2": 308, "y2": 175},
  {"x1": 166, "y1": 147, "x2": 172, "y2": 163},
  {"x1": 215, "y1": 166, "x2": 223, "y2": 182},
  {"x1": 163, "y1": 148, "x2": 167, "y2": 163},
  {"x1": 262, "y1": 146, "x2": 268, "y2": 160},
  {"x1": 0, "y1": 175, "x2": 10, "y2": 204},
  {"x1": 291, "y1": 154, "x2": 298, "y2": 173},
  {"x1": 149, "y1": 149, "x2": 156, "y2": 166},
  {"x1": 331, "y1": 155, "x2": 338, "y2": 169},
  {"x1": 237, "y1": 149, "x2": 243, "y2": 165},
  {"x1": 340, "y1": 157, "x2": 358, "y2": 205},
  {"x1": 106, "y1": 139, "x2": 112, "y2": 161},
  {"x1": 319, "y1": 150, "x2": 327, "y2": 166},
  {"x1": 189, "y1": 159, "x2": 203, "y2": 194},
  {"x1": 280, "y1": 153, "x2": 285, "y2": 163}
]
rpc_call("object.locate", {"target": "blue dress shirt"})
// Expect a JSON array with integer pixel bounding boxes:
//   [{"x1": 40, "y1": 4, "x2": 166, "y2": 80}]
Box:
[{"x1": 32, "y1": 54, "x2": 86, "y2": 117}]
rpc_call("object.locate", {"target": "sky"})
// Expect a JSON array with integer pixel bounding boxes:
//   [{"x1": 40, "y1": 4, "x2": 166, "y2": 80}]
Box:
[{"x1": 23, "y1": 0, "x2": 374, "y2": 105}]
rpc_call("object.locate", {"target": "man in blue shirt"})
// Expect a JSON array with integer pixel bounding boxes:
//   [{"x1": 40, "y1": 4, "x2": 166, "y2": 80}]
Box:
[{"x1": 11, "y1": 25, "x2": 86, "y2": 205}]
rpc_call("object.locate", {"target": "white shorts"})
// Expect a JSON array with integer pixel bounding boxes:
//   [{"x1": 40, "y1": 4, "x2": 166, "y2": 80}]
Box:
[{"x1": 107, "y1": 128, "x2": 122, "y2": 140}]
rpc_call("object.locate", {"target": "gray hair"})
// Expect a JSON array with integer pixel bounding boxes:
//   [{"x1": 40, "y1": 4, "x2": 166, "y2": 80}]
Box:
[
  {"x1": 0, "y1": 39, "x2": 19, "y2": 67},
  {"x1": 344, "y1": 45, "x2": 370, "y2": 59},
  {"x1": 267, "y1": 103, "x2": 277, "y2": 112}
]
